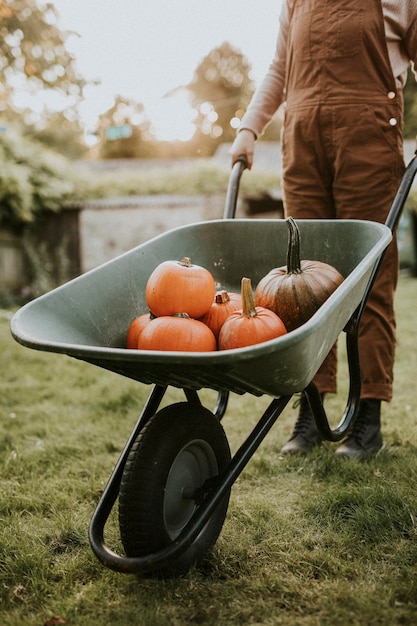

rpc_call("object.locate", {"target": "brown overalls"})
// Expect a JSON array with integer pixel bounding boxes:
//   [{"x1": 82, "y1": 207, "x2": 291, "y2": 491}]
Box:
[{"x1": 281, "y1": 0, "x2": 405, "y2": 402}]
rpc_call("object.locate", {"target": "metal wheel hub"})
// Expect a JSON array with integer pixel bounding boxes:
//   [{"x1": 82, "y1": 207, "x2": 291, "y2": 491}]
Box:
[{"x1": 164, "y1": 439, "x2": 218, "y2": 539}]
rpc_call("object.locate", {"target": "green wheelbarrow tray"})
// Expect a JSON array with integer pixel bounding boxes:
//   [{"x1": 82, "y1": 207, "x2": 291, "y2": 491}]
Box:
[
  {"x1": 11, "y1": 218, "x2": 390, "y2": 397},
  {"x1": 10, "y1": 154, "x2": 417, "y2": 577}
]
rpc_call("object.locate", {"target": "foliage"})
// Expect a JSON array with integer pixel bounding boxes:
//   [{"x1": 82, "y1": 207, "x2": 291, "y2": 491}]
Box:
[
  {"x1": 97, "y1": 96, "x2": 156, "y2": 159},
  {"x1": 26, "y1": 111, "x2": 87, "y2": 160},
  {"x1": 0, "y1": 275, "x2": 416, "y2": 624},
  {"x1": 73, "y1": 159, "x2": 281, "y2": 199},
  {"x1": 0, "y1": 0, "x2": 86, "y2": 120},
  {"x1": 0, "y1": 0, "x2": 88, "y2": 157},
  {"x1": 0, "y1": 126, "x2": 77, "y2": 232},
  {"x1": 187, "y1": 42, "x2": 254, "y2": 154}
]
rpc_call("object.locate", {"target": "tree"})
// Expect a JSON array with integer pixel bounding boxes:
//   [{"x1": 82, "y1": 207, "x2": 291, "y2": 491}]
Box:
[
  {"x1": 187, "y1": 42, "x2": 254, "y2": 155},
  {"x1": 28, "y1": 111, "x2": 86, "y2": 159},
  {"x1": 97, "y1": 96, "x2": 156, "y2": 159},
  {"x1": 0, "y1": 0, "x2": 86, "y2": 125}
]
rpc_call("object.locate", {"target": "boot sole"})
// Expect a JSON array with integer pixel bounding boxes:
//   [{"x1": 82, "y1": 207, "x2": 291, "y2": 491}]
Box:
[{"x1": 335, "y1": 442, "x2": 386, "y2": 461}]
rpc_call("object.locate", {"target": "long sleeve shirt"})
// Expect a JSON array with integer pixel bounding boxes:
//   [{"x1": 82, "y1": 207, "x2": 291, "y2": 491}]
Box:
[{"x1": 240, "y1": 0, "x2": 417, "y2": 138}]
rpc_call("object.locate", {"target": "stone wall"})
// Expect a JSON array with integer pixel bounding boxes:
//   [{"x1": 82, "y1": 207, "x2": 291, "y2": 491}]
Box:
[
  {"x1": 0, "y1": 231, "x2": 25, "y2": 291},
  {"x1": 79, "y1": 194, "x2": 228, "y2": 272}
]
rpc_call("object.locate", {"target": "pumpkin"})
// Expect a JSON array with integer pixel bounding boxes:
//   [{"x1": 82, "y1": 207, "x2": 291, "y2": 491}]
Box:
[
  {"x1": 199, "y1": 290, "x2": 241, "y2": 340},
  {"x1": 218, "y1": 277, "x2": 287, "y2": 350},
  {"x1": 126, "y1": 312, "x2": 155, "y2": 349},
  {"x1": 255, "y1": 217, "x2": 344, "y2": 331},
  {"x1": 138, "y1": 313, "x2": 217, "y2": 352},
  {"x1": 145, "y1": 256, "x2": 216, "y2": 318}
]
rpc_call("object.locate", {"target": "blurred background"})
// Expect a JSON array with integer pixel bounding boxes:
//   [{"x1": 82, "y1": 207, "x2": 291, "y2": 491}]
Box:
[{"x1": 1, "y1": 0, "x2": 416, "y2": 302}]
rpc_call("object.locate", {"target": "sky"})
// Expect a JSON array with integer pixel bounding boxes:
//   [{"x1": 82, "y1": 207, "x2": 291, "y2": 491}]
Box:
[{"x1": 48, "y1": 0, "x2": 283, "y2": 141}]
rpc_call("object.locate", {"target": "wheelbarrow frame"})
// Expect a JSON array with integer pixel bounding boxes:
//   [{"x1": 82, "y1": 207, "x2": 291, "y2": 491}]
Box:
[
  {"x1": 86, "y1": 153, "x2": 417, "y2": 575},
  {"x1": 10, "y1": 154, "x2": 417, "y2": 575}
]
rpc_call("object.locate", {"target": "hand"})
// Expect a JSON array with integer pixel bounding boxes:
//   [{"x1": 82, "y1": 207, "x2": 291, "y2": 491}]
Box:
[{"x1": 229, "y1": 129, "x2": 256, "y2": 170}]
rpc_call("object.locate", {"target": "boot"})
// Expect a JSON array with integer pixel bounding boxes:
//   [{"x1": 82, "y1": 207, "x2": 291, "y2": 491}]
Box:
[
  {"x1": 336, "y1": 399, "x2": 384, "y2": 460},
  {"x1": 281, "y1": 393, "x2": 323, "y2": 455}
]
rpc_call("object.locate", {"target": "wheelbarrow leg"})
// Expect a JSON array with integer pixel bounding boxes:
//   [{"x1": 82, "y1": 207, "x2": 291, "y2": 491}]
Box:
[
  {"x1": 89, "y1": 392, "x2": 293, "y2": 575},
  {"x1": 183, "y1": 388, "x2": 230, "y2": 421},
  {"x1": 305, "y1": 154, "x2": 417, "y2": 443},
  {"x1": 89, "y1": 384, "x2": 167, "y2": 561},
  {"x1": 213, "y1": 391, "x2": 230, "y2": 420},
  {"x1": 303, "y1": 303, "x2": 363, "y2": 443}
]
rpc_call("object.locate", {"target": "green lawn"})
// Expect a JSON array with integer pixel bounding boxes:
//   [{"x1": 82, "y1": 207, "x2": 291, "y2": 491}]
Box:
[{"x1": 1, "y1": 274, "x2": 416, "y2": 626}]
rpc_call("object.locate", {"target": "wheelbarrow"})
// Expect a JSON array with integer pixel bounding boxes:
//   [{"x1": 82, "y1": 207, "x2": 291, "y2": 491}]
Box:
[{"x1": 11, "y1": 153, "x2": 417, "y2": 577}]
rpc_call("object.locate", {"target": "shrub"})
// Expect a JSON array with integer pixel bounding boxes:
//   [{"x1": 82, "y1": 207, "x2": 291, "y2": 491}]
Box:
[{"x1": 0, "y1": 127, "x2": 77, "y2": 233}]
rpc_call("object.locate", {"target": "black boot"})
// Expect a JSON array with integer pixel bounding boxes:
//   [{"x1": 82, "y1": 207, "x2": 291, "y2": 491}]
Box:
[
  {"x1": 336, "y1": 399, "x2": 384, "y2": 460},
  {"x1": 281, "y1": 393, "x2": 323, "y2": 455}
]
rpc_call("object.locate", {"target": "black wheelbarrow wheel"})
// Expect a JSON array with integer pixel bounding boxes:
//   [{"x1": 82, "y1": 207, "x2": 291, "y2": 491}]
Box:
[{"x1": 118, "y1": 401, "x2": 231, "y2": 577}]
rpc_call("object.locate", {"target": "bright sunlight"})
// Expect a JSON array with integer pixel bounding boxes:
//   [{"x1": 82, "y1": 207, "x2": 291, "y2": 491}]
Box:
[{"x1": 151, "y1": 90, "x2": 197, "y2": 142}]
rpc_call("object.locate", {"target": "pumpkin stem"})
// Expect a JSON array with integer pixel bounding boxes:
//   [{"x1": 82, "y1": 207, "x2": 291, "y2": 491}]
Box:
[
  {"x1": 173, "y1": 312, "x2": 190, "y2": 318},
  {"x1": 180, "y1": 257, "x2": 192, "y2": 267},
  {"x1": 215, "y1": 290, "x2": 231, "y2": 304},
  {"x1": 286, "y1": 217, "x2": 303, "y2": 274},
  {"x1": 241, "y1": 277, "x2": 257, "y2": 318}
]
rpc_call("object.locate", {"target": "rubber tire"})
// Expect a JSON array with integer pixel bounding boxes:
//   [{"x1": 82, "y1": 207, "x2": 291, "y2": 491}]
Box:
[{"x1": 118, "y1": 402, "x2": 231, "y2": 577}]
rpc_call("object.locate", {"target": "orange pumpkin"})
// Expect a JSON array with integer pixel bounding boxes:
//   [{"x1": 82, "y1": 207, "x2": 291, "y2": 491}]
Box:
[
  {"x1": 126, "y1": 312, "x2": 155, "y2": 349},
  {"x1": 219, "y1": 277, "x2": 287, "y2": 350},
  {"x1": 255, "y1": 217, "x2": 344, "y2": 331},
  {"x1": 138, "y1": 314, "x2": 217, "y2": 352},
  {"x1": 145, "y1": 256, "x2": 216, "y2": 319},
  {"x1": 199, "y1": 290, "x2": 241, "y2": 340}
]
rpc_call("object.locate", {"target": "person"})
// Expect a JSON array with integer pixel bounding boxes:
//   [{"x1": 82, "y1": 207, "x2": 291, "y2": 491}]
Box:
[{"x1": 230, "y1": 0, "x2": 417, "y2": 460}]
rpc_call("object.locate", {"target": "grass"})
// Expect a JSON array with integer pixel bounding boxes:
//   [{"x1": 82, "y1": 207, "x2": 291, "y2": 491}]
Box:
[{"x1": 1, "y1": 274, "x2": 417, "y2": 625}]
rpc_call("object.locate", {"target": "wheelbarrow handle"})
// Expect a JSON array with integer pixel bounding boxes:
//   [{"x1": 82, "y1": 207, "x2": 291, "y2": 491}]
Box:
[
  {"x1": 356, "y1": 151, "x2": 417, "y2": 317},
  {"x1": 385, "y1": 151, "x2": 417, "y2": 233},
  {"x1": 309, "y1": 150, "x2": 417, "y2": 443},
  {"x1": 223, "y1": 155, "x2": 248, "y2": 219}
]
